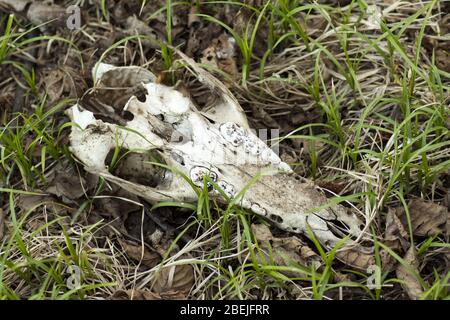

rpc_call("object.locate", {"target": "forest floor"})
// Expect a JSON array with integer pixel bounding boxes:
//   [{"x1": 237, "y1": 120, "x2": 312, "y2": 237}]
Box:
[{"x1": 0, "y1": 0, "x2": 449, "y2": 300}]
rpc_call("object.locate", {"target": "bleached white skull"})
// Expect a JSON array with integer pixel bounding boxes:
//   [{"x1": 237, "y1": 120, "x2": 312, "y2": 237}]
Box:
[{"x1": 66, "y1": 52, "x2": 373, "y2": 268}]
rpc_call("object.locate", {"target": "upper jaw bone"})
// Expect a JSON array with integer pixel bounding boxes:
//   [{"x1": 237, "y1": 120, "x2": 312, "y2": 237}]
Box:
[{"x1": 66, "y1": 62, "x2": 373, "y2": 268}]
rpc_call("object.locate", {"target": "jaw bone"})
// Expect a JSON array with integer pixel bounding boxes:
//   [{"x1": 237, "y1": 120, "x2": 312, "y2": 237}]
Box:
[{"x1": 66, "y1": 60, "x2": 374, "y2": 269}]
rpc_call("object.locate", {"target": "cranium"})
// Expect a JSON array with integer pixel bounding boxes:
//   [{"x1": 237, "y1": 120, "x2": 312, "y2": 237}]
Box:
[{"x1": 66, "y1": 52, "x2": 374, "y2": 268}]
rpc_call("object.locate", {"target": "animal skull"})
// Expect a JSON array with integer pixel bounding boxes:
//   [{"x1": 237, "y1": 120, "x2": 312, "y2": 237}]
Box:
[{"x1": 66, "y1": 54, "x2": 374, "y2": 268}]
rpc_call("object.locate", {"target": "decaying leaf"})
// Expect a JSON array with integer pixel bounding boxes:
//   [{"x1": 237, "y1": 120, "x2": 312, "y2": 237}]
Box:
[
  {"x1": 396, "y1": 246, "x2": 424, "y2": 300},
  {"x1": 251, "y1": 105, "x2": 280, "y2": 128},
  {"x1": 124, "y1": 15, "x2": 160, "y2": 49},
  {"x1": 394, "y1": 199, "x2": 449, "y2": 238},
  {"x1": 65, "y1": 56, "x2": 373, "y2": 269},
  {"x1": 384, "y1": 207, "x2": 410, "y2": 251},
  {"x1": 187, "y1": 5, "x2": 200, "y2": 28},
  {"x1": 46, "y1": 169, "x2": 87, "y2": 202},
  {"x1": 94, "y1": 189, "x2": 141, "y2": 218},
  {"x1": 0, "y1": 0, "x2": 28, "y2": 11},
  {"x1": 119, "y1": 239, "x2": 161, "y2": 269},
  {"x1": 252, "y1": 223, "x2": 321, "y2": 272},
  {"x1": 335, "y1": 247, "x2": 376, "y2": 271},
  {"x1": 43, "y1": 67, "x2": 81, "y2": 104}
]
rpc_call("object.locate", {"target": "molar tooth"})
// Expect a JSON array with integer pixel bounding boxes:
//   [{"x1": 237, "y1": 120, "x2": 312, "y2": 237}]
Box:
[
  {"x1": 220, "y1": 122, "x2": 245, "y2": 146},
  {"x1": 190, "y1": 166, "x2": 218, "y2": 187},
  {"x1": 216, "y1": 181, "x2": 236, "y2": 198},
  {"x1": 241, "y1": 198, "x2": 252, "y2": 209}
]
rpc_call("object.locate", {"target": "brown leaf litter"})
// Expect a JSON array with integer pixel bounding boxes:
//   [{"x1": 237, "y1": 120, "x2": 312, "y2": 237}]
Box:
[
  {"x1": 390, "y1": 199, "x2": 449, "y2": 239},
  {"x1": 382, "y1": 198, "x2": 449, "y2": 299},
  {"x1": 119, "y1": 238, "x2": 161, "y2": 269},
  {"x1": 252, "y1": 223, "x2": 322, "y2": 273},
  {"x1": 111, "y1": 289, "x2": 187, "y2": 300},
  {"x1": 151, "y1": 262, "x2": 195, "y2": 294},
  {"x1": 200, "y1": 33, "x2": 239, "y2": 81}
]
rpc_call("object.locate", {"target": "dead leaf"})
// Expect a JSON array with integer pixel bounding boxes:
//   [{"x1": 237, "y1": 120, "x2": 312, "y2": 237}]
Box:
[
  {"x1": 111, "y1": 289, "x2": 187, "y2": 300},
  {"x1": 17, "y1": 3, "x2": 72, "y2": 29},
  {"x1": 86, "y1": 64, "x2": 155, "y2": 113},
  {"x1": 0, "y1": 0, "x2": 28, "y2": 11},
  {"x1": 316, "y1": 180, "x2": 347, "y2": 195},
  {"x1": 251, "y1": 105, "x2": 280, "y2": 128},
  {"x1": 151, "y1": 263, "x2": 195, "y2": 294},
  {"x1": 42, "y1": 67, "x2": 81, "y2": 104},
  {"x1": 95, "y1": 188, "x2": 140, "y2": 217},
  {"x1": 333, "y1": 271, "x2": 353, "y2": 283},
  {"x1": 46, "y1": 166, "x2": 88, "y2": 201},
  {"x1": 335, "y1": 247, "x2": 376, "y2": 271},
  {"x1": 119, "y1": 239, "x2": 161, "y2": 269},
  {"x1": 298, "y1": 13, "x2": 328, "y2": 34},
  {"x1": 114, "y1": 153, "x2": 165, "y2": 187},
  {"x1": 401, "y1": 199, "x2": 448, "y2": 237},
  {"x1": 379, "y1": 249, "x2": 397, "y2": 272},
  {"x1": 252, "y1": 224, "x2": 321, "y2": 273},
  {"x1": 17, "y1": 194, "x2": 48, "y2": 212},
  {"x1": 396, "y1": 246, "x2": 424, "y2": 300},
  {"x1": 188, "y1": 5, "x2": 200, "y2": 28}
]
